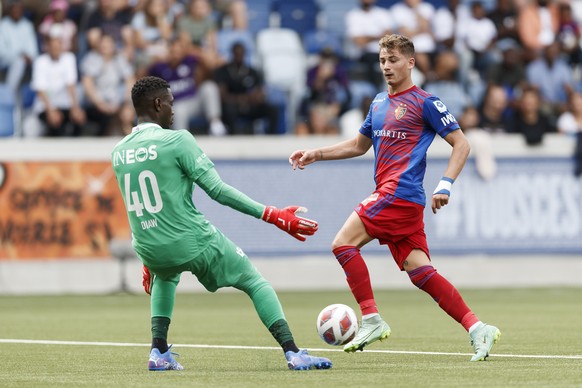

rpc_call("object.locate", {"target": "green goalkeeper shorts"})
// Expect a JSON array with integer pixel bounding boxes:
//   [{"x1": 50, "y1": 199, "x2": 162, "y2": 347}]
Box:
[{"x1": 151, "y1": 228, "x2": 264, "y2": 292}]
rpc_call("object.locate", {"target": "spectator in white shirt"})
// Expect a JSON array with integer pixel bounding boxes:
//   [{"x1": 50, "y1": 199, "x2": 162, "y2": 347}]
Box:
[
  {"x1": 391, "y1": 0, "x2": 436, "y2": 75},
  {"x1": 131, "y1": 0, "x2": 173, "y2": 77},
  {"x1": 0, "y1": 1, "x2": 38, "y2": 94},
  {"x1": 461, "y1": 2, "x2": 497, "y2": 76},
  {"x1": 38, "y1": 0, "x2": 78, "y2": 54},
  {"x1": 432, "y1": 0, "x2": 471, "y2": 52},
  {"x1": 32, "y1": 34, "x2": 86, "y2": 137},
  {"x1": 345, "y1": 0, "x2": 394, "y2": 87},
  {"x1": 81, "y1": 34, "x2": 135, "y2": 136}
]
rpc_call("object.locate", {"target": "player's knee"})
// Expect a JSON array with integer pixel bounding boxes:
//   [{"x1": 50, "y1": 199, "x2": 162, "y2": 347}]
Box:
[{"x1": 331, "y1": 236, "x2": 346, "y2": 251}]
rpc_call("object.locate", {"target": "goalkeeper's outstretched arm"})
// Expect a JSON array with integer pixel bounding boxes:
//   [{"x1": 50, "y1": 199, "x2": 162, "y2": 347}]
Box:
[
  {"x1": 197, "y1": 167, "x2": 265, "y2": 218},
  {"x1": 196, "y1": 167, "x2": 318, "y2": 241}
]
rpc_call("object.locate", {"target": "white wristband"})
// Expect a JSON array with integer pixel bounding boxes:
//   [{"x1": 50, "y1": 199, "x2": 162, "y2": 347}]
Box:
[{"x1": 433, "y1": 177, "x2": 454, "y2": 196}]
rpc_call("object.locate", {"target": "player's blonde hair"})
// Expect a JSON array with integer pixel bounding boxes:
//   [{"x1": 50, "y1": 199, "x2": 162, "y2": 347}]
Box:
[{"x1": 379, "y1": 34, "x2": 415, "y2": 57}]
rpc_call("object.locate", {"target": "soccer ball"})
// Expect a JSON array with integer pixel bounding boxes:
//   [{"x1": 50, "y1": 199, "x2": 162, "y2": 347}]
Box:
[{"x1": 316, "y1": 304, "x2": 358, "y2": 346}]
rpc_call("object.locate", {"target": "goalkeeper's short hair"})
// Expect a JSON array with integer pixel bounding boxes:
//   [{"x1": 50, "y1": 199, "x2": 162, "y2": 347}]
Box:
[{"x1": 131, "y1": 76, "x2": 170, "y2": 112}]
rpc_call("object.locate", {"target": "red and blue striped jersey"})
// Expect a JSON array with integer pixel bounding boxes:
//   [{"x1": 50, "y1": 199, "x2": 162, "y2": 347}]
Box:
[{"x1": 359, "y1": 85, "x2": 460, "y2": 206}]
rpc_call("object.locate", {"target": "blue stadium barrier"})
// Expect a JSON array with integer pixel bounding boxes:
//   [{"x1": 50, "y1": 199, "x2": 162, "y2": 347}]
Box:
[
  {"x1": 0, "y1": 83, "x2": 15, "y2": 137},
  {"x1": 192, "y1": 157, "x2": 582, "y2": 256}
]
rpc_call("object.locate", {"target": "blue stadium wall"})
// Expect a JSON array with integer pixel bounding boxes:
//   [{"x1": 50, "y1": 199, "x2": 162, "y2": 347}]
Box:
[
  {"x1": 0, "y1": 135, "x2": 581, "y2": 294},
  {"x1": 197, "y1": 157, "x2": 582, "y2": 257}
]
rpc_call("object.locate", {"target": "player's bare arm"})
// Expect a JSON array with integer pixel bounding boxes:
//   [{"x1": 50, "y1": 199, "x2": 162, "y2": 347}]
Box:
[
  {"x1": 431, "y1": 129, "x2": 471, "y2": 214},
  {"x1": 290, "y1": 134, "x2": 373, "y2": 170}
]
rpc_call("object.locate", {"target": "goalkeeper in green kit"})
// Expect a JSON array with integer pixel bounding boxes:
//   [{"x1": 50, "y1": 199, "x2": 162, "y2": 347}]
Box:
[{"x1": 111, "y1": 76, "x2": 332, "y2": 371}]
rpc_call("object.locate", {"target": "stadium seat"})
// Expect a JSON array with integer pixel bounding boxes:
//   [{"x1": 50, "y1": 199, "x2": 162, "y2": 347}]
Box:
[
  {"x1": 433, "y1": 0, "x2": 446, "y2": 8},
  {"x1": 302, "y1": 30, "x2": 343, "y2": 56},
  {"x1": 265, "y1": 85, "x2": 288, "y2": 134},
  {"x1": 261, "y1": 54, "x2": 306, "y2": 91},
  {"x1": 217, "y1": 29, "x2": 257, "y2": 65},
  {"x1": 256, "y1": 28, "x2": 305, "y2": 92},
  {"x1": 20, "y1": 83, "x2": 36, "y2": 110},
  {"x1": 247, "y1": 0, "x2": 274, "y2": 35},
  {"x1": 256, "y1": 28, "x2": 306, "y2": 133},
  {"x1": 0, "y1": 83, "x2": 15, "y2": 137},
  {"x1": 316, "y1": 0, "x2": 358, "y2": 38},
  {"x1": 348, "y1": 80, "x2": 379, "y2": 110},
  {"x1": 273, "y1": 0, "x2": 319, "y2": 36},
  {"x1": 377, "y1": 0, "x2": 447, "y2": 9},
  {"x1": 261, "y1": 54, "x2": 305, "y2": 133},
  {"x1": 257, "y1": 27, "x2": 304, "y2": 57},
  {"x1": 375, "y1": 0, "x2": 400, "y2": 9}
]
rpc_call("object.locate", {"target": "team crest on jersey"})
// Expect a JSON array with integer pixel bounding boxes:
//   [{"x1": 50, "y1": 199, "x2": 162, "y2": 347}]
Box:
[{"x1": 394, "y1": 103, "x2": 407, "y2": 120}]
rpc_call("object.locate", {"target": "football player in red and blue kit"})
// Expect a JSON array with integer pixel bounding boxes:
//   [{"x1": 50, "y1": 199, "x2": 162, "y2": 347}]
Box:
[{"x1": 290, "y1": 34, "x2": 500, "y2": 362}]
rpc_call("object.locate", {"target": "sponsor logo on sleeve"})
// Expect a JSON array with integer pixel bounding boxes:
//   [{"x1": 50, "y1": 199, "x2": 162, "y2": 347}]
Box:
[
  {"x1": 196, "y1": 153, "x2": 207, "y2": 163},
  {"x1": 433, "y1": 100, "x2": 448, "y2": 113},
  {"x1": 440, "y1": 113, "x2": 457, "y2": 126}
]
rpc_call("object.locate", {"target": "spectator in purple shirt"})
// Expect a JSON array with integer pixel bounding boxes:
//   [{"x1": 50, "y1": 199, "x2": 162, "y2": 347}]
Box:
[
  {"x1": 296, "y1": 48, "x2": 350, "y2": 135},
  {"x1": 148, "y1": 38, "x2": 226, "y2": 135}
]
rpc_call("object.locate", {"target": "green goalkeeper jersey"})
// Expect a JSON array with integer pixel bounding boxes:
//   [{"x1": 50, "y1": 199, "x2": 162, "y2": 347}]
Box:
[{"x1": 111, "y1": 123, "x2": 263, "y2": 268}]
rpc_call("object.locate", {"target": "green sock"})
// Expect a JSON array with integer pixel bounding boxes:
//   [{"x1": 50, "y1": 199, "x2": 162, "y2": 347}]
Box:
[
  {"x1": 268, "y1": 319, "x2": 299, "y2": 353},
  {"x1": 152, "y1": 316, "x2": 170, "y2": 339}
]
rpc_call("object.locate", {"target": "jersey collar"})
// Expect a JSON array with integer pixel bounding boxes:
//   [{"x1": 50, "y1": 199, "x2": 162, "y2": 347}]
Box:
[
  {"x1": 388, "y1": 85, "x2": 417, "y2": 98},
  {"x1": 131, "y1": 123, "x2": 163, "y2": 133}
]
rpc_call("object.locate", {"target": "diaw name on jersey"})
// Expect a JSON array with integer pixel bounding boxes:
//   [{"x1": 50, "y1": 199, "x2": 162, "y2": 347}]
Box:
[{"x1": 141, "y1": 218, "x2": 158, "y2": 230}]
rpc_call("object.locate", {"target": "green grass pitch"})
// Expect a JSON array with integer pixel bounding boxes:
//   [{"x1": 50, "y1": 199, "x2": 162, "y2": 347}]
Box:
[{"x1": 1, "y1": 288, "x2": 581, "y2": 387}]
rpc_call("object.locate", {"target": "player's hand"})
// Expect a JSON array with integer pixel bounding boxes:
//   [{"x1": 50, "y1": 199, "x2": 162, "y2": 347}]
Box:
[
  {"x1": 431, "y1": 194, "x2": 449, "y2": 214},
  {"x1": 262, "y1": 205, "x2": 318, "y2": 241},
  {"x1": 142, "y1": 264, "x2": 154, "y2": 295},
  {"x1": 432, "y1": 177, "x2": 454, "y2": 214},
  {"x1": 289, "y1": 149, "x2": 319, "y2": 170}
]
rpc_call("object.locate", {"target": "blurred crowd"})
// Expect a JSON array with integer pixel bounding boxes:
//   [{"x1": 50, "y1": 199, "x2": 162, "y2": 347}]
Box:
[{"x1": 0, "y1": 0, "x2": 581, "y2": 163}]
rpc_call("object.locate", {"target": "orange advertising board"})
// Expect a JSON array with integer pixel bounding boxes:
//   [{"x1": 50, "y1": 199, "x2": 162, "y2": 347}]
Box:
[{"x1": 0, "y1": 161, "x2": 130, "y2": 260}]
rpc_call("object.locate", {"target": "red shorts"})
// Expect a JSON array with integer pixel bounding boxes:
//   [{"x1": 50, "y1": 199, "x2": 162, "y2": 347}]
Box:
[{"x1": 355, "y1": 190, "x2": 430, "y2": 270}]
